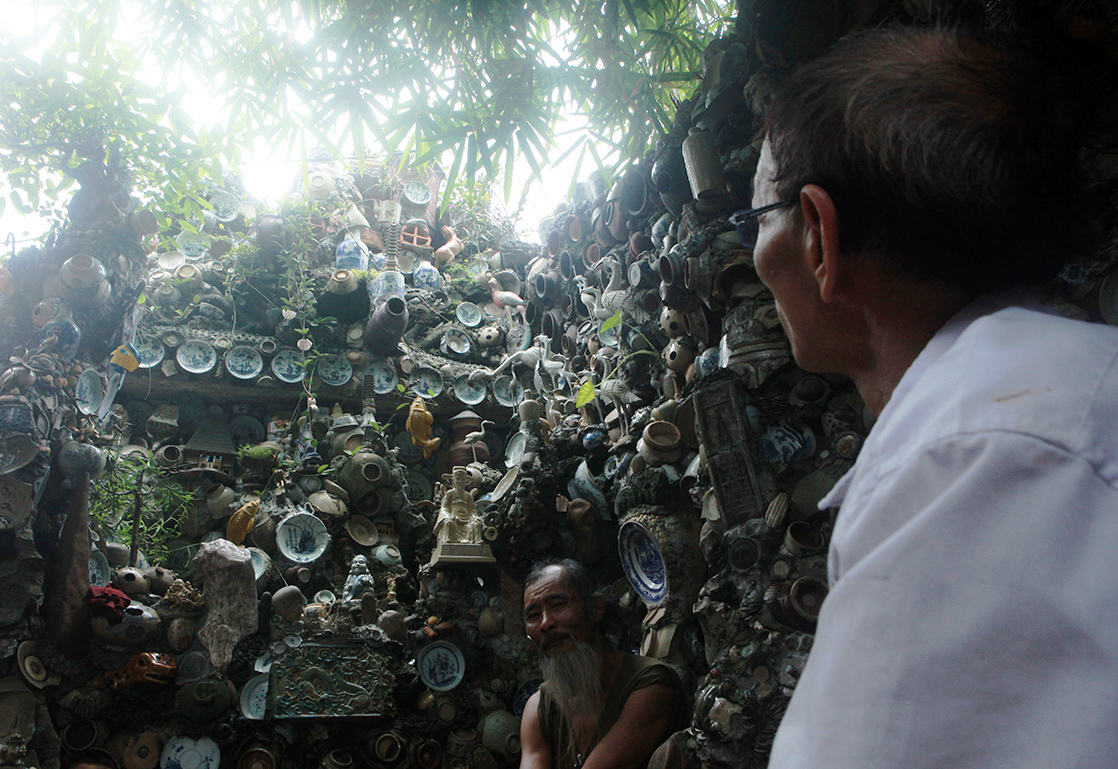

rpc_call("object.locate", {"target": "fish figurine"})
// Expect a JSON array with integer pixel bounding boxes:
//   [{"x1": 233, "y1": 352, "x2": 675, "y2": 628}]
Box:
[
  {"x1": 226, "y1": 498, "x2": 259, "y2": 545},
  {"x1": 405, "y1": 396, "x2": 441, "y2": 459}
]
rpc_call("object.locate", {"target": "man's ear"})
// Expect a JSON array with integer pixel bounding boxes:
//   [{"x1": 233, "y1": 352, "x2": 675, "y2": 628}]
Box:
[
  {"x1": 591, "y1": 595, "x2": 605, "y2": 623},
  {"x1": 800, "y1": 184, "x2": 842, "y2": 303}
]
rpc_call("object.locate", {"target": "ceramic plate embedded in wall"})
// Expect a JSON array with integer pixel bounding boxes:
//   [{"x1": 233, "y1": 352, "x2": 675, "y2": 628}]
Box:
[
  {"x1": 316, "y1": 354, "x2": 353, "y2": 387},
  {"x1": 455, "y1": 301, "x2": 483, "y2": 327},
  {"x1": 229, "y1": 416, "x2": 265, "y2": 447},
  {"x1": 403, "y1": 181, "x2": 432, "y2": 206},
  {"x1": 134, "y1": 339, "x2": 165, "y2": 369},
  {"x1": 240, "y1": 673, "x2": 269, "y2": 720},
  {"x1": 175, "y1": 230, "x2": 211, "y2": 260},
  {"x1": 503, "y1": 432, "x2": 526, "y2": 469},
  {"x1": 405, "y1": 470, "x2": 434, "y2": 502},
  {"x1": 453, "y1": 374, "x2": 486, "y2": 406},
  {"x1": 224, "y1": 345, "x2": 263, "y2": 380},
  {"x1": 409, "y1": 367, "x2": 444, "y2": 399},
  {"x1": 368, "y1": 360, "x2": 399, "y2": 394},
  {"x1": 157, "y1": 250, "x2": 187, "y2": 270},
  {"x1": 161, "y1": 736, "x2": 220, "y2": 769},
  {"x1": 270, "y1": 349, "x2": 306, "y2": 384},
  {"x1": 176, "y1": 340, "x2": 217, "y2": 374},
  {"x1": 210, "y1": 191, "x2": 242, "y2": 222},
  {"x1": 417, "y1": 641, "x2": 465, "y2": 691},
  {"x1": 492, "y1": 375, "x2": 523, "y2": 407},
  {"x1": 346, "y1": 514, "x2": 379, "y2": 547},
  {"x1": 275, "y1": 511, "x2": 328, "y2": 563},
  {"x1": 89, "y1": 549, "x2": 110, "y2": 587},
  {"x1": 75, "y1": 369, "x2": 104, "y2": 415},
  {"x1": 442, "y1": 328, "x2": 471, "y2": 355},
  {"x1": 618, "y1": 521, "x2": 668, "y2": 607}
]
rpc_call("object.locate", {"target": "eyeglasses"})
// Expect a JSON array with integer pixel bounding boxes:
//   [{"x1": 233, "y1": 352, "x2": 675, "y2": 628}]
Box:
[{"x1": 729, "y1": 200, "x2": 795, "y2": 250}]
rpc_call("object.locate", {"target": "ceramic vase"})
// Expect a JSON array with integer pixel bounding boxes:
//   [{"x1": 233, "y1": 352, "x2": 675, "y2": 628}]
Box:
[
  {"x1": 413, "y1": 259, "x2": 441, "y2": 292},
  {"x1": 364, "y1": 296, "x2": 409, "y2": 356},
  {"x1": 681, "y1": 127, "x2": 728, "y2": 210}
]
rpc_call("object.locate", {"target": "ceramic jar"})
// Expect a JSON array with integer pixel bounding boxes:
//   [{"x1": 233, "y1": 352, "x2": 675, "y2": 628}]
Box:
[
  {"x1": 681, "y1": 128, "x2": 728, "y2": 212},
  {"x1": 319, "y1": 750, "x2": 355, "y2": 769},
  {"x1": 478, "y1": 711, "x2": 521, "y2": 760},
  {"x1": 91, "y1": 601, "x2": 162, "y2": 646},
  {"x1": 56, "y1": 440, "x2": 107, "y2": 481},
  {"x1": 364, "y1": 296, "x2": 409, "y2": 356},
  {"x1": 638, "y1": 421, "x2": 683, "y2": 466},
  {"x1": 173, "y1": 263, "x2": 204, "y2": 294},
  {"x1": 59, "y1": 254, "x2": 107, "y2": 295},
  {"x1": 176, "y1": 678, "x2": 237, "y2": 722},
  {"x1": 663, "y1": 338, "x2": 696, "y2": 376},
  {"x1": 337, "y1": 451, "x2": 391, "y2": 501},
  {"x1": 271, "y1": 585, "x2": 306, "y2": 622},
  {"x1": 413, "y1": 259, "x2": 441, "y2": 292},
  {"x1": 206, "y1": 485, "x2": 236, "y2": 519}
]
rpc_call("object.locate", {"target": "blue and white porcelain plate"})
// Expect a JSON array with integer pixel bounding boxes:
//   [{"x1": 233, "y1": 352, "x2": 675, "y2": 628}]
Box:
[
  {"x1": 403, "y1": 181, "x2": 432, "y2": 206},
  {"x1": 161, "y1": 736, "x2": 220, "y2": 769},
  {"x1": 75, "y1": 369, "x2": 104, "y2": 415},
  {"x1": 210, "y1": 191, "x2": 241, "y2": 222},
  {"x1": 225, "y1": 346, "x2": 263, "y2": 380},
  {"x1": 368, "y1": 360, "x2": 399, "y2": 394},
  {"x1": 618, "y1": 521, "x2": 668, "y2": 606},
  {"x1": 175, "y1": 230, "x2": 211, "y2": 261},
  {"x1": 455, "y1": 301, "x2": 483, "y2": 327},
  {"x1": 316, "y1": 354, "x2": 353, "y2": 387},
  {"x1": 229, "y1": 415, "x2": 265, "y2": 447},
  {"x1": 405, "y1": 470, "x2": 434, "y2": 502},
  {"x1": 240, "y1": 673, "x2": 269, "y2": 720},
  {"x1": 275, "y1": 511, "x2": 328, "y2": 563},
  {"x1": 89, "y1": 549, "x2": 110, "y2": 587},
  {"x1": 442, "y1": 328, "x2": 471, "y2": 355},
  {"x1": 134, "y1": 339, "x2": 165, "y2": 369},
  {"x1": 176, "y1": 340, "x2": 217, "y2": 374},
  {"x1": 417, "y1": 641, "x2": 465, "y2": 692},
  {"x1": 271, "y1": 349, "x2": 306, "y2": 384},
  {"x1": 492, "y1": 375, "x2": 523, "y2": 407},
  {"x1": 410, "y1": 367, "x2": 444, "y2": 399},
  {"x1": 453, "y1": 374, "x2": 486, "y2": 406},
  {"x1": 504, "y1": 432, "x2": 526, "y2": 469}
]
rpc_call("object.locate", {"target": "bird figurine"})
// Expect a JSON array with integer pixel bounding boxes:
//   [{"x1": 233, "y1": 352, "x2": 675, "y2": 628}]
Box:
[
  {"x1": 489, "y1": 277, "x2": 528, "y2": 323},
  {"x1": 405, "y1": 396, "x2": 441, "y2": 459},
  {"x1": 463, "y1": 420, "x2": 496, "y2": 464}
]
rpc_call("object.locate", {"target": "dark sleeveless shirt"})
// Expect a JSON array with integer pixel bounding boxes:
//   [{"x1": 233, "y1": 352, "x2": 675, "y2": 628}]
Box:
[{"x1": 536, "y1": 654, "x2": 688, "y2": 769}]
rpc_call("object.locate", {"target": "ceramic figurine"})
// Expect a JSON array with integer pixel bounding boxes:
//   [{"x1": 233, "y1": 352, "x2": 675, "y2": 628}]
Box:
[
  {"x1": 488, "y1": 277, "x2": 528, "y2": 322},
  {"x1": 434, "y1": 468, "x2": 483, "y2": 546},
  {"x1": 405, "y1": 397, "x2": 441, "y2": 459},
  {"x1": 98, "y1": 652, "x2": 177, "y2": 690},
  {"x1": 434, "y1": 225, "x2": 464, "y2": 266},
  {"x1": 225, "y1": 498, "x2": 259, "y2": 545},
  {"x1": 341, "y1": 555, "x2": 376, "y2": 605}
]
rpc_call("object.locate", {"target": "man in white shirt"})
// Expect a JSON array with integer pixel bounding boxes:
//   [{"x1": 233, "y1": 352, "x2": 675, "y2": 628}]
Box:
[{"x1": 749, "y1": 25, "x2": 1118, "y2": 768}]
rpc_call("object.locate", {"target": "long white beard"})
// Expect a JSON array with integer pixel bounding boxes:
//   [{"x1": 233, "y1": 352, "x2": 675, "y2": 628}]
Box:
[{"x1": 540, "y1": 640, "x2": 605, "y2": 757}]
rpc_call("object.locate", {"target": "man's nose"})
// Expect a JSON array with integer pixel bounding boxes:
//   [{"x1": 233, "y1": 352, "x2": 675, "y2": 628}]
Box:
[{"x1": 539, "y1": 609, "x2": 557, "y2": 633}]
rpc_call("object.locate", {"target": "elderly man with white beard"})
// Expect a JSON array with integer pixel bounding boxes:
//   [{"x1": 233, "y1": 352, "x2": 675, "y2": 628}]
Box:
[{"x1": 519, "y1": 559, "x2": 687, "y2": 769}]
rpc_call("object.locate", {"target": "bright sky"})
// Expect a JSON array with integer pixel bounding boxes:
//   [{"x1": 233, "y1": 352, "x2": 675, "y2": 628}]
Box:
[{"x1": 0, "y1": 4, "x2": 614, "y2": 248}]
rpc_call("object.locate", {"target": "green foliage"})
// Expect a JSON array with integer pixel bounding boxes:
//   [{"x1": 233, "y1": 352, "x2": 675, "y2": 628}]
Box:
[
  {"x1": 90, "y1": 453, "x2": 193, "y2": 567},
  {"x1": 4, "y1": 0, "x2": 733, "y2": 218},
  {"x1": 0, "y1": 19, "x2": 240, "y2": 228}
]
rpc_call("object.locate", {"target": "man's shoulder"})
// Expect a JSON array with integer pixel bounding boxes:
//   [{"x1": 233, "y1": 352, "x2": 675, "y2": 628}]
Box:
[{"x1": 894, "y1": 306, "x2": 1118, "y2": 460}]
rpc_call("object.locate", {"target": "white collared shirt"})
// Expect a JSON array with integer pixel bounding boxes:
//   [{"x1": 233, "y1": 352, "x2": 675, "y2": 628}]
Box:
[{"x1": 769, "y1": 293, "x2": 1118, "y2": 769}]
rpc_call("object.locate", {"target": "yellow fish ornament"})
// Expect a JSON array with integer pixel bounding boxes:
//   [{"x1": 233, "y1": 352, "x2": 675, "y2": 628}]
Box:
[
  {"x1": 226, "y1": 498, "x2": 260, "y2": 545},
  {"x1": 405, "y1": 396, "x2": 441, "y2": 459}
]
